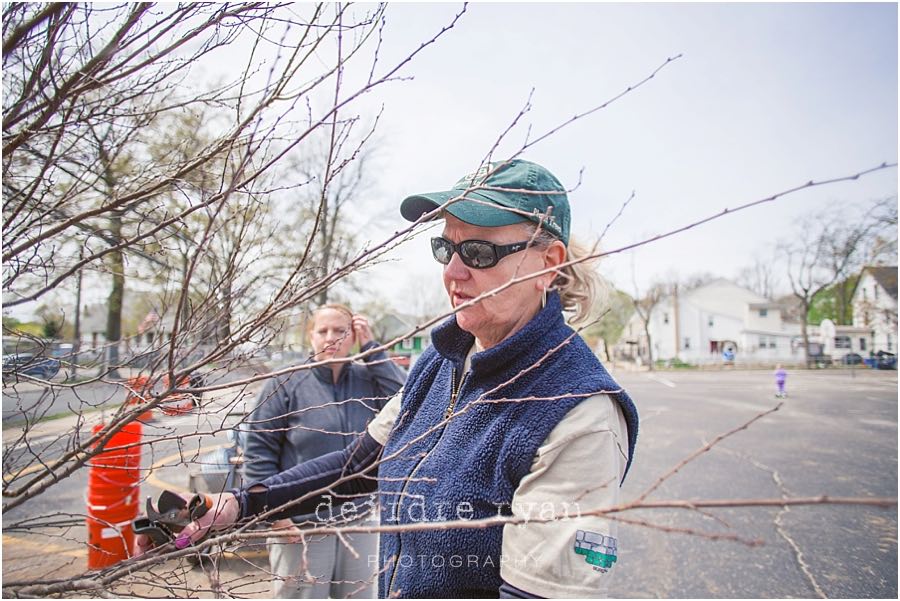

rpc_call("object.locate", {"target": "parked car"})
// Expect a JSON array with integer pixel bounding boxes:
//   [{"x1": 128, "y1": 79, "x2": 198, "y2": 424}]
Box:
[
  {"x1": 2, "y1": 353, "x2": 61, "y2": 380},
  {"x1": 806, "y1": 343, "x2": 832, "y2": 368},
  {"x1": 875, "y1": 351, "x2": 897, "y2": 370},
  {"x1": 841, "y1": 353, "x2": 863, "y2": 365},
  {"x1": 188, "y1": 428, "x2": 245, "y2": 493}
]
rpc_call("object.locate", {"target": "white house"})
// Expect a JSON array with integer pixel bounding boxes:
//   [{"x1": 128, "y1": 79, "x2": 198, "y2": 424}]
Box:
[
  {"x1": 817, "y1": 319, "x2": 872, "y2": 361},
  {"x1": 79, "y1": 303, "x2": 109, "y2": 350},
  {"x1": 851, "y1": 266, "x2": 898, "y2": 354},
  {"x1": 617, "y1": 279, "x2": 803, "y2": 365}
]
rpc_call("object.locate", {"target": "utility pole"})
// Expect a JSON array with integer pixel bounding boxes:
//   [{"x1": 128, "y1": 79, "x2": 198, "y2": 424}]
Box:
[
  {"x1": 673, "y1": 283, "x2": 681, "y2": 361},
  {"x1": 70, "y1": 246, "x2": 83, "y2": 381}
]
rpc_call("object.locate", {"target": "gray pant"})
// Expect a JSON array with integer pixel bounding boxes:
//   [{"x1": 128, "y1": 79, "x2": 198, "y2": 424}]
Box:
[{"x1": 267, "y1": 527, "x2": 378, "y2": 599}]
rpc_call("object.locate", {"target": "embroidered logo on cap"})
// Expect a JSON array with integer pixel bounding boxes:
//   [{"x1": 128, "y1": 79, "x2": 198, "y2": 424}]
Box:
[
  {"x1": 455, "y1": 164, "x2": 493, "y2": 188},
  {"x1": 573, "y1": 530, "x2": 617, "y2": 572}
]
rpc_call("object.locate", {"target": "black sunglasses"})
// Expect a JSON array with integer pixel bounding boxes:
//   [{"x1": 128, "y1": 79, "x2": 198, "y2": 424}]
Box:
[{"x1": 431, "y1": 236, "x2": 531, "y2": 269}]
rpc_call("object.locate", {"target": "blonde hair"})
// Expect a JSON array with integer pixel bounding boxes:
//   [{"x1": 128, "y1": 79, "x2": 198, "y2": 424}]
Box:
[
  {"x1": 527, "y1": 225, "x2": 606, "y2": 326},
  {"x1": 307, "y1": 303, "x2": 353, "y2": 333}
]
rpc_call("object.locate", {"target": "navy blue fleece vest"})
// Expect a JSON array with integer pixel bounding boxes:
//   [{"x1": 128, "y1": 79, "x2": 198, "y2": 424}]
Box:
[{"x1": 377, "y1": 293, "x2": 639, "y2": 598}]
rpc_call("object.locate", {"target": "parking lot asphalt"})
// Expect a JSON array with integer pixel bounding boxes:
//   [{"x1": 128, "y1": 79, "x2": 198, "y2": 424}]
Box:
[
  {"x1": 2, "y1": 368, "x2": 896, "y2": 598},
  {"x1": 608, "y1": 368, "x2": 897, "y2": 598}
]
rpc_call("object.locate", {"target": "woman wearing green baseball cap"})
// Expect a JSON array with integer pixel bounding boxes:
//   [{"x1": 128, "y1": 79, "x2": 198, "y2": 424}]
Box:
[{"x1": 150, "y1": 159, "x2": 639, "y2": 599}]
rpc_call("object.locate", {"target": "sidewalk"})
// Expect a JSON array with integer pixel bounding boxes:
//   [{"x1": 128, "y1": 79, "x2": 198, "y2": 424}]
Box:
[
  {"x1": 3, "y1": 362, "x2": 270, "y2": 435},
  {"x1": 2, "y1": 368, "x2": 147, "y2": 445}
]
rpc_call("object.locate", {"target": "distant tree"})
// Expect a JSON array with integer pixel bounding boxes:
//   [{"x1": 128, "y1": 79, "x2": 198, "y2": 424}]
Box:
[
  {"x1": 779, "y1": 202, "x2": 890, "y2": 365},
  {"x1": 2, "y1": 316, "x2": 21, "y2": 331},
  {"x1": 35, "y1": 306, "x2": 65, "y2": 339},
  {"x1": 585, "y1": 287, "x2": 634, "y2": 361},
  {"x1": 736, "y1": 254, "x2": 778, "y2": 299},
  {"x1": 0, "y1": 316, "x2": 45, "y2": 339},
  {"x1": 865, "y1": 197, "x2": 898, "y2": 265},
  {"x1": 680, "y1": 271, "x2": 717, "y2": 291},
  {"x1": 1, "y1": 0, "x2": 464, "y2": 520},
  {"x1": 631, "y1": 281, "x2": 667, "y2": 370},
  {"x1": 397, "y1": 270, "x2": 449, "y2": 323},
  {"x1": 807, "y1": 276, "x2": 859, "y2": 325}
]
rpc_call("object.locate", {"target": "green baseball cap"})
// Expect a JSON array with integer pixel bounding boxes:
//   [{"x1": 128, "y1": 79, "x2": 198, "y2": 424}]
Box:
[{"x1": 399, "y1": 159, "x2": 571, "y2": 245}]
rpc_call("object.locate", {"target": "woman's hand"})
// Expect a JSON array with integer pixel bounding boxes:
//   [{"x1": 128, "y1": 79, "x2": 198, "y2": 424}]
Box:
[
  {"x1": 271, "y1": 517, "x2": 304, "y2": 544},
  {"x1": 174, "y1": 492, "x2": 240, "y2": 549},
  {"x1": 352, "y1": 314, "x2": 374, "y2": 348},
  {"x1": 133, "y1": 492, "x2": 240, "y2": 555},
  {"x1": 133, "y1": 528, "x2": 157, "y2": 557}
]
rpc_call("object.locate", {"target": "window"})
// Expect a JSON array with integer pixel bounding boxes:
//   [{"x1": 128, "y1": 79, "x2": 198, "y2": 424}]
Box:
[
  {"x1": 663, "y1": 313, "x2": 669, "y2": 324},
  {"x1": 400, "y1": 338, "x2": 414, "y2": 350},
  {"x1": 683, "y1": 337, "x2": 690, "y2": 350},
  {"x1": 769, "y1": 339, "x2": 776, "y2": 349},
  {"x1": 759, "y1": 335, "x2": 768, "y2": 348},
  {"x1": 874, "y1": 286, "x2": 879, "y2": 300},
  {"x1": 888, "y1": 334, "x2": 893, "y2": 352},
  {"x1": 759, "y1": 309, "x2": 768, "y2": 317},
  {"x1": 860, "y1": 338, "x2": 867, "y2": 351},
  {"x1": 708, "y1": 316, "x2": 714, "y2": 327},
  {"x1": 863, "y1": 288, "x2": 868, "y2": 300},
  {"x1": 834, "y1": 336, "x2": 851, "y2": 349}
]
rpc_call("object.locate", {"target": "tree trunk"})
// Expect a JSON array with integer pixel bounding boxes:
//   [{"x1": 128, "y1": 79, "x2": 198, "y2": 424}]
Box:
[
  {"x1": 105, "y1": 212, "x2": 124, "y2": 378},
  {"x1": 315, "y1": 191, "x2": 332, "y2": 307},
  {"x1": 643, "y1": 320, "x2": 654, "y2": 371},
  {"x1": 836, "y1": 279, "x2": 853, "y2": 324},
  {"x1": 70, "y1": 263, "x2": 82, "y2": 381},
  {"x1": 800, "y1": 300, "x2": 811, "y2": 368}
]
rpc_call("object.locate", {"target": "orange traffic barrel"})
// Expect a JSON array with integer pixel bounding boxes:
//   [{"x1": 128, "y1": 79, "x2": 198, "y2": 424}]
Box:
[
  {"x1": 86, "y1": 515, "x2": 136, "y2": 569},
  {"x1": 86, "y1": 421, "x2": 142, "y2": 569},
  {"x1": 124, "y1": 376, "x2": 154, "y2": 422}
]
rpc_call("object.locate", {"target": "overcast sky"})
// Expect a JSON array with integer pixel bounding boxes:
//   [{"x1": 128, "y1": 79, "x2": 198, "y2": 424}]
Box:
[
  {"x1": 6, "y1": 2, "x2": 896, "y2": 323},
  {"x1": 349, "y1": 2, "x2": 897, "y2": 308}
]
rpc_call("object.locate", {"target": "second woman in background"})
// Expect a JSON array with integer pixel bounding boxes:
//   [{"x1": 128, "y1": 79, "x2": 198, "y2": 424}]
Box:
[{"x1": 243, "y1": 304, "x2": 406, "y2": 598}]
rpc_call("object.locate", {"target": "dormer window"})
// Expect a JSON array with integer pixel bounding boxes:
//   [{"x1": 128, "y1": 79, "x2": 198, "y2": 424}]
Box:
[{"x1": 759, "y1": 309, "x2": 768, "y2": 317}]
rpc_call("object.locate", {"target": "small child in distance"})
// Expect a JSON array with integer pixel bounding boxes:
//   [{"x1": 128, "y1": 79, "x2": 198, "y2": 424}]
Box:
[{"x1": 774, "y1": 364, "x2": 787, "y2": 398}]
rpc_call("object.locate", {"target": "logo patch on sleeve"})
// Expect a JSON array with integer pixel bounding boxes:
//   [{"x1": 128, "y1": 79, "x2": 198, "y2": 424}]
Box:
[{"x1": 573, "y1": 530, "x2": 617, "y2": 572}]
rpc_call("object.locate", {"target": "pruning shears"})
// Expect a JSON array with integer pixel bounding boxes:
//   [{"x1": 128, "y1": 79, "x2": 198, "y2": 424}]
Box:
[{"x1": 133, "y1": 490, "x2": 213, "y2": 547}]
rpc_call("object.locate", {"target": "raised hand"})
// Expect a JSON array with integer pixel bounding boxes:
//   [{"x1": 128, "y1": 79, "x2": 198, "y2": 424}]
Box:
[{"x1": 352, "y1": 314, "x2": 374, "y2": 348}]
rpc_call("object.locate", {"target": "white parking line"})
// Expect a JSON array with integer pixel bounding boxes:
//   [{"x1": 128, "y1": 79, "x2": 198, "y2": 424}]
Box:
[
  {"x1": 858, "y1": 418, "x2": 897, "y2": 429},
  {"x1": 645, "y1": 373, "x2": 676, "y2": 388},
  {"x1": 2, "y1": 433, "x2": 62, "y2": 451}
]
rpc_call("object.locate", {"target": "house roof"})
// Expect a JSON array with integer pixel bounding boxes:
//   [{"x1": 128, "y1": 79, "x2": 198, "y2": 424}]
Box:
[
  {"x1": 682, "y1": 278, "x2": 768, "y2": 318},
  {"x1": 862, "y1": 266, "x2": 898, "y2": 300},
  {"x1": 747, "y1": 302, "x2": 784, "y2": 310}
]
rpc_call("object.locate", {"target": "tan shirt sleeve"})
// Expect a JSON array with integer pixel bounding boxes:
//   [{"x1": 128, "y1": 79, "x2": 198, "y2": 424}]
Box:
[
  {"x1": 500, "y1": 394, "x2": 629, "y2": 598},
  {"x1": 366, "y1": 389, "x2": 402, "y2": 445}
]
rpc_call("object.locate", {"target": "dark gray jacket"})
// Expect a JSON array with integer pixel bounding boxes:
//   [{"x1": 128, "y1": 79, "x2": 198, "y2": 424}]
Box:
[{"x1": 242, "y1": 341, "x2": 406, "y2": 521}]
